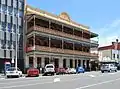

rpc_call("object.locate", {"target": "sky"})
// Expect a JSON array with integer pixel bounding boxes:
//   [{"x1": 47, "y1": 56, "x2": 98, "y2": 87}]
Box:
[{"x1": 27, "y1": 0, "x2": 120, "y2": 47}]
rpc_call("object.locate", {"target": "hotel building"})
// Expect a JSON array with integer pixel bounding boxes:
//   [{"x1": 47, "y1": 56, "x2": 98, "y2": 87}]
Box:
[{"x1": 25, "y1": 5, "x2": 98, "y2": 70}]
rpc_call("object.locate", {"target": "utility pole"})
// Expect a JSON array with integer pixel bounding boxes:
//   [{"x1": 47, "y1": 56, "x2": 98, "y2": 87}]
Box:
[{"x1": 15, "y1": 29, "x2": 18, "y2": 70}]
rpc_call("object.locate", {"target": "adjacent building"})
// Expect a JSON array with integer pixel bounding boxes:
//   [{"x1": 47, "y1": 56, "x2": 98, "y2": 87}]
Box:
[
  {"x1": 25, "y1": 5, "x2": 98, "y2": 70},
  {"x1": 0, "y1": 0, "x2": 25, "y2": 73},
  {"x1": 98, "y1": 39, "x2": 120, "y2": 63}
]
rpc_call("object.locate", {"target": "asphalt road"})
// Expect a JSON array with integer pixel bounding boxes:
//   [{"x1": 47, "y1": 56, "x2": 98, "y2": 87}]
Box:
[{"x1": 0, "y1": 71, "x2": 120, "y2": 89}]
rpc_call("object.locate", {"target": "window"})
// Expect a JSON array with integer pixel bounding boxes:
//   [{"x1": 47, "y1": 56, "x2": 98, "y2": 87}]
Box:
[
  {"x1": 113, "y1": 54, "x2": 115, "y2": 58},
  {"x1": 19, "y1": 11, "x2": 23, "y2": 17},
  {"x1": 8, "y1": 23, "x2": 12, "y2": 32},
  {"x1": 70, "y1": 59, "x2": 73, "y2": 68},
  {"x1": 19, "y1": 26, "x2": 23, "y2": 34},
  {"x1": 37, "y1": 57, "x2": 41, "y2": 68},
  {"x1": 29, "y1": 57, "x2": 33, "y2": 67},
  {"x1": 13, "y1": 24, "x2": 16, "y2": 33},
  {"x1": 2, "y1": 22, "x2": 6, "y2": 28},
  {"x1": 13, "y1": 0, "x2": 17, "y2": 8},
  {"x1": 7, "y1": 0, "x2": 12, "y2": 6},
  {"x1": 2, "y1": 5, "x2": 7, "y2": 14},
  {"x1": 19, "y1": 1, "x2": 23, "y2": 10},
  {"x1": 117, "y1": 54, "x2": 119, "y2": 59},
  {"x1": 1, "y1": 13, "x2": 5, "y2": 22},
  {"x1": 8, "y1": 7, "x2": 13, "y2": 15},
  {"x1": 14, "y1": 8, "x2": 18, "y2": 16},
  {"x1": 4, "y1": 50, "x2": 6, "y2": 58},
  {"x1": 1, "y1": 40, "x2": 6, "y2": 49},
  {"x1": 1, "y1": 0, "x2": 6, "y2": 4},
  {"x1": 18, "y1": 17, "x2": 22, "y2": 26}
]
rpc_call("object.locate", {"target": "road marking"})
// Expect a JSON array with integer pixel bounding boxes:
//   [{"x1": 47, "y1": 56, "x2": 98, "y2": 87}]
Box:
[
  {"x1": 88, "y1": 75, "x2": 96, "y2": 78},
  {"x1": 0, "y1": 81, "x2": 53, "y2": 89},
  {"x1": 0, "y1": 77, "x2": 52, "y2": 85},
  {"x1": 53, "y1": 78, "x2": 60, "y2": 82},
  {"x1": 75, "y1": 78, "x2": 120, "y2": 89}
]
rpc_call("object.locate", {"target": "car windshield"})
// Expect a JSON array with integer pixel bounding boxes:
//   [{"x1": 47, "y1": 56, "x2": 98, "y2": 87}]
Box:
[
  {"x1": 46, "y1": 66, "x2": 53, "y2": 68},
  {"x1": 7, "y1": 68, "x2": 16, "y2": 71},
  {"x1": 102, "y1": 64, "x2": 109, "y2": 67}
]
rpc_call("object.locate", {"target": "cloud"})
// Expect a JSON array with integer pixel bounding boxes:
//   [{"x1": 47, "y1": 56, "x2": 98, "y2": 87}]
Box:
[{"x1": 94, "y1": 19, "x2": 120, "y2": 47}]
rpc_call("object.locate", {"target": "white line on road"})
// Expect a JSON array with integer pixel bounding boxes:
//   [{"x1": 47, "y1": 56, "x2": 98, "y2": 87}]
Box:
[
  {"x1": 76, "y1": 78, "x2": 120, "y2": 89},
  {"x1": 0, "y1": 78, "x2": 52, "y2": 85},
  {"x1": 0, "y1": 81, "x2": 53, "y2": 89}
]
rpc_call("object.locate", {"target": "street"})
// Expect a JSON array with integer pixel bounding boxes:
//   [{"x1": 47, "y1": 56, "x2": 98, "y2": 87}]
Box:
[{"x1": 0, "y1": 71, "x2": 120, "y2": 89}]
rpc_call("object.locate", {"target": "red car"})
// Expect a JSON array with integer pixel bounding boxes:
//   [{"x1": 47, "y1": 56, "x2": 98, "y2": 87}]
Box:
[
  {"x1": 55, "y1": 68, "x2": 66, "y2": 75},
  {"x1": 27, "y1": 68, "x2": 39, "y2": 77}
]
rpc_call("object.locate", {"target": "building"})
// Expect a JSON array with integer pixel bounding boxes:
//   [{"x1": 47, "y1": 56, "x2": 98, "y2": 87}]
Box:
[
  {"x1": 98, "y1": 39, "x2": 120, "y2": 63},
  {"x1": 90, "y1": 47, "x2": 99, "y2": 70},
  {"x1": 25, "y1": 5, "x2": 98, "y2": 71},
  {"x1": 0, "y1": 0, "x2": 25, "y2": 73}
]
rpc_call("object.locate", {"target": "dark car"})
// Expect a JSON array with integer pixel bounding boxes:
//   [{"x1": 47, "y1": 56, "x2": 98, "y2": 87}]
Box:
[{"x1": 27, "y1": 68, "x2": 39, "y2": 77}]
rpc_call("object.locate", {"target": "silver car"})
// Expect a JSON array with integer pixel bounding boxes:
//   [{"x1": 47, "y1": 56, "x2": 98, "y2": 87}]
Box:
[{"x1": 101, "y1": 64, "x2": 117, "y2": 73}]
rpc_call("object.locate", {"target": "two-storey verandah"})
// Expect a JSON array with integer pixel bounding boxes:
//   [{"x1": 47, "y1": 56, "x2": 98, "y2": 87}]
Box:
[{"x1": 25, "y1": 14, "x2": 98, "y2": 70}]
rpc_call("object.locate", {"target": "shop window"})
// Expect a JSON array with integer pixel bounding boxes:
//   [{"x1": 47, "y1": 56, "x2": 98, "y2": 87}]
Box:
[
  {"x1": 113, "y1": 54, "x2": 115, "y2": 58},
  {"x1": 37, "y1": 57, "x2": 41, "y2": 68},
  {"x1": 29, "y1": 57, "x2": 33, "y2": 67}
]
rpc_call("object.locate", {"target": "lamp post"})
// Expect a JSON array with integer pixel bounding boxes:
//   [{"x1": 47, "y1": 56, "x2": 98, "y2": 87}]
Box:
[
  {"x1": 15, "y1": 30, "x2": 18, "y2": 70},
  {"x1": 114, "y1": 39, "x2": 118, "y2": 63}
]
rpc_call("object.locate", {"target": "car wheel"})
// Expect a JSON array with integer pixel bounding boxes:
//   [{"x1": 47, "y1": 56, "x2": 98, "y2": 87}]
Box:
[
  {"x1": 36, "y1": 75, "x2": 39, "y2": 77},
  {"x1": 115, "y1": 70, "x2": 117, "y2": 72},
  {"x1": 108, "y1": 69, "x2": 111, "y2": 72},
  {"x1": 101, "y1": 71, "x2": 104, "y2": 73},
  {"x1": 51, "y1": 73, "x2": 54, "y2": 76},
  {"x1": 7, "y1": 76, "x2": 10, "y2": 78}
]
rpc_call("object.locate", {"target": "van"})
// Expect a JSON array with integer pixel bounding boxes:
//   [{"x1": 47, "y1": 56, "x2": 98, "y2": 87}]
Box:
[{"x1": 101, "y1": 64, "x2": 117, "y2": 73}]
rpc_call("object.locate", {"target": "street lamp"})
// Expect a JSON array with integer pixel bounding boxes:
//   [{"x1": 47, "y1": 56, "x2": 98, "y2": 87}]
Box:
[{"x1": 15, "y1": 30, "x2": 18, "y2": 70}]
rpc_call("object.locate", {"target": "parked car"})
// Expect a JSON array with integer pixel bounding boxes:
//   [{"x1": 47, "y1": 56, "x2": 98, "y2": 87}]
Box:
[
  {"x1": 101, "y1": 64, "x2": 117, "y2": 73},
  {"x1": 27, "y1": 68, "x2": 39, "y2": 77},
  {"x1": 43, "y1": 64, "x2": 55, "y2": 76},
  {"x1": 66, "y1": 68, "x2": 76, "y2": 74},
  {"x1": 6, "y1": 67, "x2": 22, "y2": 78},
  {"x1": 76, "y1": 66, "x2": 85, "y2": 73},
  {"x1": 55, "y1": 68, "x2": 66, "y2": 75}
]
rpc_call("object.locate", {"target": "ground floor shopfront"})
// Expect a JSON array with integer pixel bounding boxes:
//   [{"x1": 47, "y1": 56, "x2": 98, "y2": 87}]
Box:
[{"x1": 25, "y1": 52, "x2": 97, "y2": 71}]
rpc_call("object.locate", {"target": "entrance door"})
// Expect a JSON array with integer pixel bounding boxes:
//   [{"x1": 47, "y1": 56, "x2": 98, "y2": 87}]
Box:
[
  {"x1": 54, "y1": 58, "x2": 59, "y2": 68},
  {"x1": 29, "y1": 57, "x2": 33, "y2": 67},
  {"x1": 70, "y1": 59, "x2": 73, "y2": 68},
  {"x1": 63, "y1": 59, "x2": 66, "y2": 68},
  {"x1": 75, "y1": 60, "x2": 77, "y2": 68},
  {"x1": 45, "y1": 57, "x2": 49, "y2": 66},
  {"x1": 78, "y1": 60, "x2": 81, "y2": 67}
]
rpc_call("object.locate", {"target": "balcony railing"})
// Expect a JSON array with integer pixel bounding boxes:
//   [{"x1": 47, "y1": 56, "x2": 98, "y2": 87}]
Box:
[
  {"x1": 27, "y1": 26, "x2": 91, "y2": 43},
  {"x1": 26, "y1": 46, "x2": 98, "y2": 58},
  {"x1": 27, "y1": 26, "x2": 98, "y2": 44}
]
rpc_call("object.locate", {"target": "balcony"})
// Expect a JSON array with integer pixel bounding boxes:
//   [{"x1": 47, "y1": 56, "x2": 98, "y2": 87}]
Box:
[
  {"x1": 27, "y1": 26, "x2": 92, "y2": 43},
  {"x1": 26, "y1": 46, "x2": 98, "y2": 58}
]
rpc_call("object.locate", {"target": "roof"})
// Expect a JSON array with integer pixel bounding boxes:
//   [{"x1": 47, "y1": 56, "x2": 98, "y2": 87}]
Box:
[
  {"x1": 98, "y1": 42, "x2": 120, "y2": 50},
  {"x1": 26, "y1": 5, "x2": 89, "y2": 30},
  {"x1": 25, "y1": 5, "x2": 98, "y2": 37}
]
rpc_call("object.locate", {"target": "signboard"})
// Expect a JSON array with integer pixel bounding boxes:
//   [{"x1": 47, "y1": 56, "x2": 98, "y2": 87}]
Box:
[{"x1": 4, "y1": 61, "x2": 11, "y2": 72}]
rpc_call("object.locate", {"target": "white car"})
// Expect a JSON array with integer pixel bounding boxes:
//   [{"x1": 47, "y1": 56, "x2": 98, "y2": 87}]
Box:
[
  {"x1": 43, "y1": 64, "x2": 55, "y2": 76},
  {"x1": 101, "y1": 64, "x2": 117, "y2": 73},
  {"x1": 66, "y1": 68, "x2": 76, "y2": 74},
  {"x1": 6, "y1": 67, "x2": 22, "y2": 78}
]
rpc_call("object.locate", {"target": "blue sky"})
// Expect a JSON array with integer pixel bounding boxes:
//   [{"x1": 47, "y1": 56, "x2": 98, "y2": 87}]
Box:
[{"x1": 27, "y1": 0, "x2": 120, "y2": 47}]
